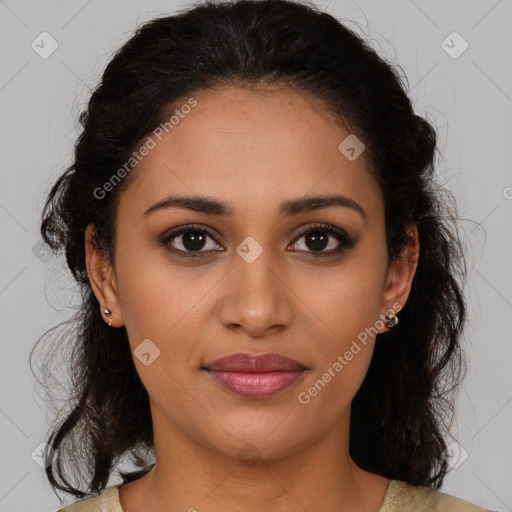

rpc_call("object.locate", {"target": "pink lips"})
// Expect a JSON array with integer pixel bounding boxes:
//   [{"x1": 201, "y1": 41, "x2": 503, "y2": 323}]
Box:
[{"x1": 203, "y1": 353, "x2": 307, "y2": 399}]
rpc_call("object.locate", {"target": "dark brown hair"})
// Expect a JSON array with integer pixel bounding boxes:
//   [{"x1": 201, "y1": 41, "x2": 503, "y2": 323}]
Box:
[{"x1": 32, "y1": 0, "x2": 467, "y2": 500}]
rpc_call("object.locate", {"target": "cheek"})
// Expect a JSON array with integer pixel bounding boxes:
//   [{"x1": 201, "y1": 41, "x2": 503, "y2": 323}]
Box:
[
  {"x1": 296, "y1": 251, "x2": 387, "y2": 400},
  {"x1": 113, "y1": 241, "x2": 227, "y2": 394},
  {"x1": 113, "y1": 238, "x2": 205, "y2": 341},
  {"x1": 303, "y1": 253, "x2": 386, "y2": 340},
  {"x1": 113, "y1": 247, "x2": 209, "y2": 409},
  {"x1": 296, "y1": 285, "x2": 379, "y2": 419}
]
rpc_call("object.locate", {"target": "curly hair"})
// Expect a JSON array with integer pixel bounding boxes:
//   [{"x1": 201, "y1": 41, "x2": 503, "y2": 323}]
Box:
[{"x1": 32, "y1": 0, "x2": 467, "y2": 500}]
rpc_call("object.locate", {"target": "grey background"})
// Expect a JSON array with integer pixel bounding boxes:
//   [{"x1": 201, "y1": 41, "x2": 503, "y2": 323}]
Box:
[{"x1": 1, "y1": 0, "x2": 511, "y2": 511}]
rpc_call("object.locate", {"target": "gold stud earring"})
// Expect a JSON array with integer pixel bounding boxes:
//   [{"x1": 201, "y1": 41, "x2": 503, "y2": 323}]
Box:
[{"x1": 385, "y1": 312, "x2": 398, "y2": 328}]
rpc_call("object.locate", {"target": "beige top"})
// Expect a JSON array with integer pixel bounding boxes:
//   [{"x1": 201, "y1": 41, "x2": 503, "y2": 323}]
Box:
[{"x1": 58, "y1": 479, "x2": 496, "y2": 511}]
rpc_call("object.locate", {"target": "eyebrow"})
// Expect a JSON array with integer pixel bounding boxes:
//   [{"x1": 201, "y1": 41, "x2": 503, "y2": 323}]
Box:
[{"x1": 143, "y1": 194, "x2": 366, "y2": 220}]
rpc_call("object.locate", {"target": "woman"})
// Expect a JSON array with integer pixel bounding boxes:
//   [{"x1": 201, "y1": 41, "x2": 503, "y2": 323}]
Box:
[{"x1": 34, "y1": 0, "x2": 496, "y2": 510}]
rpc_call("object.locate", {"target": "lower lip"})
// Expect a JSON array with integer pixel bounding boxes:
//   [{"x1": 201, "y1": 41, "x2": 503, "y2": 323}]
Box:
[{"x1": 204, "y1": 369, "x2": 306, "y2": 398}]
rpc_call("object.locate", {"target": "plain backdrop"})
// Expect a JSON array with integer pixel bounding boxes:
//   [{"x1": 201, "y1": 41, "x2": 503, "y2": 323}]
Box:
[{"x1": 1, "y1": 0, "x2": 511, "y2": 511}]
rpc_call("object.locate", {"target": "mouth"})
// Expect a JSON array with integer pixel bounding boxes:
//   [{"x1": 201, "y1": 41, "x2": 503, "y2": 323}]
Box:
[{"x1": 201, "y1": 352, "x2": 308, "y2": 399}]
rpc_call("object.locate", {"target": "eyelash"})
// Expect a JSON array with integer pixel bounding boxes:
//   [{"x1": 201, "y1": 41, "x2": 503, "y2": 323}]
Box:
[{"x1": 160, "y1": 223, "x2": 356, "y2": 259}]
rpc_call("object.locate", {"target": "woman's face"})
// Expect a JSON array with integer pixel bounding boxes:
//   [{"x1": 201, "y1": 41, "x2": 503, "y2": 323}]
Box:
[{"x1": 87, "y1": 85, "x2": 416, "y2": 461}]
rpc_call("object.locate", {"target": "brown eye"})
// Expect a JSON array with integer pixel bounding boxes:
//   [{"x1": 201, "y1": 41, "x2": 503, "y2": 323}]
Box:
[
  {"x1": 161, "y1": 225, "x2": 223, "y2": 256},
  {"x1": 288, "y1": 224, "x2": 356, "y2": 257},
  {"x1": 176, "y1": 230, "x2": 208, "y2": 251}
]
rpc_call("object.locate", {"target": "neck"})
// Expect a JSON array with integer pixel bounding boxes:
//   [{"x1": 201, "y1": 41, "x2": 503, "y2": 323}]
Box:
[{"x1": 119, "y1": 404, "x2": 390, "y2": 512}]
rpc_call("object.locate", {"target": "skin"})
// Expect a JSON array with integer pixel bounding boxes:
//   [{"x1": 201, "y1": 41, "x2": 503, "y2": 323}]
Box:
[{"x1": 86, "y1": 85, "x2": 419, "y2": 512}]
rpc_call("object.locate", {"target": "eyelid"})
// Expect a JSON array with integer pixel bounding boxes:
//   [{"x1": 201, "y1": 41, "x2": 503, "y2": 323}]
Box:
[
  {"x1": 291, "y1": 222, "x2": 348, "y2": 242},
  {"x1": 160, "y1": 223, "x2": 223, "y2": 256},
  {"x1": 288, "y1": 222, "x2": 356, "y2": 257}
]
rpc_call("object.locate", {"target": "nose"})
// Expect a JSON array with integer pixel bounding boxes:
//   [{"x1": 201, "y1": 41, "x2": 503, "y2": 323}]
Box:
[{"x1": 215, "y1": 244, "x2": 294, "y2": 338}]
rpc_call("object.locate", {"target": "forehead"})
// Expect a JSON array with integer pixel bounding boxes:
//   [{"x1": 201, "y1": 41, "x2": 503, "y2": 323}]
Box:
[{"x1": 117, "y1": 85, "x2": 381, "y2": 219}]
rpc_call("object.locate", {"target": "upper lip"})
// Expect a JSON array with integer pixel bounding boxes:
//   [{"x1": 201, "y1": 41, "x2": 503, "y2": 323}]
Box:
[{"x1": 203, "y1": 353, "x2": 307, "y2": 372}]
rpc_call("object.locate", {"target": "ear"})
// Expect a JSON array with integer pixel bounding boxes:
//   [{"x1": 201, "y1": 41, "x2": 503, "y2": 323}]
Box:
[
  {"x1": 379, "y1": 224, "x2": 419, "y2": 330},
  {"x1": 85, "y1": 223, "x2": 124, "y2": 328}
]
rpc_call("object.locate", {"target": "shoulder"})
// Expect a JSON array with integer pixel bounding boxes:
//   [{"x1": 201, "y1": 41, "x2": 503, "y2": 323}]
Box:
[
  {"x1": 56, "y1": 484, "x2": 123, "y2": 512},
  {"x1": 380, "y1": 479, "x2": 497, "y2": 512}
]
